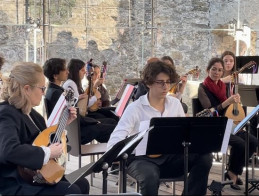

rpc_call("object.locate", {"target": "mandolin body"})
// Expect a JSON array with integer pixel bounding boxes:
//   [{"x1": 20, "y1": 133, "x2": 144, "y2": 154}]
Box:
[
  {"x1": 19, "y1": 125, "x2": 67, "y2": 185},
  {"x1": 224, "y1": 103, "x2": 246, "y2": 124}
]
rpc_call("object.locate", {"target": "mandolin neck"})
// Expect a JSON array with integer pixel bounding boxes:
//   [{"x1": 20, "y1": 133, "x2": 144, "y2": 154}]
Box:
[{"x1": 52, "y1": 107, "x2": 69, "y2": 144}]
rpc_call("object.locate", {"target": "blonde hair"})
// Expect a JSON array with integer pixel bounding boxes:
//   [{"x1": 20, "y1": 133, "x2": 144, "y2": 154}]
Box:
[{"x1": 1, "y1": 62, "x2": 43, "y2": 114}]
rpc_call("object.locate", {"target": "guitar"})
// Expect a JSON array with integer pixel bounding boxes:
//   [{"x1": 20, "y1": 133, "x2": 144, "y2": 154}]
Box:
[
  {"x1": 168, "y1": 66, "x2": 199, "y2": 94},
  {"x1": 224, "y1": 61, "x2": 256, "y2": 124},
  {"x1": 18, "y1": 88, "x2": 77, "y2": 185}
]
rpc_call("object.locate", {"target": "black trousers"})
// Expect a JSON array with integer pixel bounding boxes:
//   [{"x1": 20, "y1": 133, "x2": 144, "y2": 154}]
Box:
[
  {"x1": 88, "y1": 107, "x2": 119, "y2": 122},
  {"x1": 127, "y1": 153, "x2": 213, "y2": 196},
  {"x1": 228, "y1": 131, "x2": 258, "y2": 175},
  {"x1": 80, "y1": 118, "x2": 117, "y2": 144}
]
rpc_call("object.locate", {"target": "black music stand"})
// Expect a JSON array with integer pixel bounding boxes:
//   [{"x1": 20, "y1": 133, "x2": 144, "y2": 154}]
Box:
[
  {"x1": 65, "y1": 131, "x2": 146, "y2": 194},
  {"x1": 238, "y1": 85, "x2": 259, "y2": 107},
  {"x1": 146, "y1": 117, "x2": 229, "y2": 195},
  {"x1": 233, "y1": 105, "x2": 259, "y2": 195}
]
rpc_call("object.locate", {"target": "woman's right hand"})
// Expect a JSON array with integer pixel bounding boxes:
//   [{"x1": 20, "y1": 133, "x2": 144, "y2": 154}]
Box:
[
  {"x1": 49, "y1": 143, "x2": 63, "y2": 159},
  {"x1": 228, "y1": 93, "x2": 241, "y2": 104},
  {"x1": 221, "y1": 75, "x2": 233, "y2": 83}
]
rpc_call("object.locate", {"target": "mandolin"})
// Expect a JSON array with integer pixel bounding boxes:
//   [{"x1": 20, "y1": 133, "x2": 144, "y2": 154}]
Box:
[
  {"x1": 224, "y1": 61, "x2": 256, "y2": 124},
  {"x1": 88, "y1": 65, "x2": 104, "y2": 112},
  {"x1": 77, "y1": 72, "x2": 93, "y2": 116},
  {"x1": 168, "y1": 67, "x2": 199, "y2": 94},
  {"x1": 18, "y1": 88, "x2": 77, "y2": 185}
]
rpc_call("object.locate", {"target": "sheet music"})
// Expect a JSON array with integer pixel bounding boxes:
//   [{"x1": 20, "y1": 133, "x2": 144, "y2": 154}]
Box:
[
  {"x1": 220, "y1": 119, "x2": 233, "y2": 153},
  {"x1": 115, "y1": 84, "x2": 134, "y2": 117},
  {"x1": 47, "y1": 94, "x2": 66, "y2": 127},
  {"x1": 117, "y1": 123, "x2": 153, "y2": 157},
  {"x1": 135, "y1": 120, "x2": 151, "y2": 156}
]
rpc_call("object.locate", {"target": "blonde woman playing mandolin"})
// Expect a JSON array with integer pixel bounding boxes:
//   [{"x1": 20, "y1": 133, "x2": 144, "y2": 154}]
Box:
[{"x1": 0, "y1": 62, "x2": 89, "y2": 195}]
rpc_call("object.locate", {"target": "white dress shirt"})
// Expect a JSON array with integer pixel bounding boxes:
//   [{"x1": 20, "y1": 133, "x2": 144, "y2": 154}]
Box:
[{"x1": 107, "y1": 93, "x2": 185, "y2": 149}]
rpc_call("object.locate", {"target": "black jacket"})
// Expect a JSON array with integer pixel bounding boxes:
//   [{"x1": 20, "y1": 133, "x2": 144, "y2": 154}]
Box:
[
  {"x1": 45, "y1": 82, "x2": 64, "y2": 117},
  {"x1": 0, "y1": 101, "x2": 46, "y2": 195}
]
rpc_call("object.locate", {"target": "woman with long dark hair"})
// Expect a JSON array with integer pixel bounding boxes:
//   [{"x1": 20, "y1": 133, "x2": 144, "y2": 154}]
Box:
[{"x1": 63, "y1": 58, "x2": 116, "y2": 144}]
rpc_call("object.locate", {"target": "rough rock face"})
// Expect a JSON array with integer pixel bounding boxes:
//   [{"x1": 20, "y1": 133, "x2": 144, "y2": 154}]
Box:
[{"x1": 1, "y1": 0, "x2": 259, "y2": 115}]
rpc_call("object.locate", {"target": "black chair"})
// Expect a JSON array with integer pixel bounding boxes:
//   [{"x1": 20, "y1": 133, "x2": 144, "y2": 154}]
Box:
[
  {"x1": 66, "y1": 109, "x2": 107, "y2": 169},
  {"x1": 191, "y1": 97, "x2": 203, "y2": 117},
  {"x1": 66, "y1": 109, "x2": 107, "y2": 186}
]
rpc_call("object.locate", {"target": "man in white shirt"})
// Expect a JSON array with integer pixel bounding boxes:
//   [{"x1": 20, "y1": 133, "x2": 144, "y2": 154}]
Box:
[{"x1": 107, "y1": 60, "x2": 213, "y2": 195}]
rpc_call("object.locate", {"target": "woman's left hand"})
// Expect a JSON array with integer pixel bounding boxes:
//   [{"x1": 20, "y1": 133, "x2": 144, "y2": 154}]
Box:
[
  {"x1": 66, "y1": 107, "x2": 77, "y2": 125},
  {"x1": 180, "y1": 75, "x2": 187, "y2": 84}
]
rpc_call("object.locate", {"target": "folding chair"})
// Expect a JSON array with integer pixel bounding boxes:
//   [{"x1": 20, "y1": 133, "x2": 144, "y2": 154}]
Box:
[{"x1": 66, "y1": 109, "x2": 107, "y2": 185}]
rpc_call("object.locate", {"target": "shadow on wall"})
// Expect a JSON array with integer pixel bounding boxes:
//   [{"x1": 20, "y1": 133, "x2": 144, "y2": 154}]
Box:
[{"x1": 47, "y1": 31, "x2": 120, "y2": 67}]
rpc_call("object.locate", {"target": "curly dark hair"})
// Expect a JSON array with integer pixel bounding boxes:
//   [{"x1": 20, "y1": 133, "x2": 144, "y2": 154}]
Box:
[
  {"x1": 142, "y1": 61, "x2": 178, "y2": 85},
  {"x1": 43, "y1": 58, "x2": 66, "y2": 82}
]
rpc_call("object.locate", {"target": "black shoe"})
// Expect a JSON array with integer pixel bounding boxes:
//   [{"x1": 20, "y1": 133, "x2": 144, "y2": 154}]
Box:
[
  {"x1": 225, "y1": 172, "x2": 241, "y2": 190},
  {"x1": 236, "y1": 177, "x2": 243, "y2": 185},
  {"x1": 230, "y1": 184, "x2": 241, "y2": 190}
]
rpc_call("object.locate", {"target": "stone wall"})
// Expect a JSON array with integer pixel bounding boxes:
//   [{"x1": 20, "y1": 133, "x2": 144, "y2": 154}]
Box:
[{"x1": 1, "y1": 0, "x2": 259, "y2": 115}]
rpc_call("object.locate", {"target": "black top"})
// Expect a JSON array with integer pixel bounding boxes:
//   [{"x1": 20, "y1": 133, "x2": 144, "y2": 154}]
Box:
[{"x1": 45, "y1": 82, "x2": 64, "y2": 117}]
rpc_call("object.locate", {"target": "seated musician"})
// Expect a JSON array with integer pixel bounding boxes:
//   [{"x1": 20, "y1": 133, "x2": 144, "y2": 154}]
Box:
[
  {"x1": 221, "y1": 50, "x2": 258, "y2": 137},
  {"x1": 108, "y1": 60, "x2": 213, "y2": 195},
  {"x1": 44, "y1": 58, "x2": 100, "y2": 117},
  {"x1": 0, "y1": 62, "x2": 89, "y2": 195},
  {"x1": 62, "y1": 58, "x2": 116, "y2": 144},
  {"x1": 134, "y1": 56, "x2": 188, "y2": 113},
  {"x1": 43, "y1": 58, "x2": 69, "y2": 116},
  {"x1": 87, "y1": 64, "x2": 119, "y2": 121},
  {"x1": 198, "y1": 57, "x2": 258, "y2": 190}
]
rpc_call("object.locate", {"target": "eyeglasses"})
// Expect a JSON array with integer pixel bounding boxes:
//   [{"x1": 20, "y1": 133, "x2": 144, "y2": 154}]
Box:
[
  {"x1": 154, "y1": 80, "x2": 171, "y2": 88},
  {"x1": 210, "y1": 67, "x2": 224, "y2": 73},
  {"x1": 31, "y1": 85, "x2": 46, "y2": 93}
]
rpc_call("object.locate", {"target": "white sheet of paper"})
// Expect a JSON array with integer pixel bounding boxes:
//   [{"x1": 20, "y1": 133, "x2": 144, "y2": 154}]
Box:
[
  {"x1": 117, "y1": 125, "x2": 153, "y2": 157},
  {"x1": 47, "y1": 94, "x2": 66, "y2": 127},
  {"x1": 220, "y1": 119, "x2": 233, "y2": 153},
  {"x1": 135, "y1": 120, "x2": 150, "y2": 156}
]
